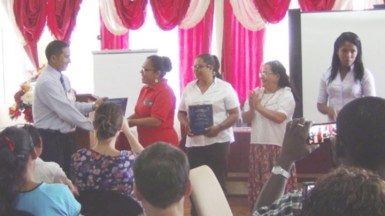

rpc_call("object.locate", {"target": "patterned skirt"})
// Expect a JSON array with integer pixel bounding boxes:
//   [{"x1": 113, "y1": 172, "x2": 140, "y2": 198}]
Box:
[{"x1": 248, "y1": 144, "x2": 297, "y2": 211}]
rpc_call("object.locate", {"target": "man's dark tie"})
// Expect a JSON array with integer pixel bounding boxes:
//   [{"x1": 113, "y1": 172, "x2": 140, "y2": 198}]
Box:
[{"x1": 60, "y1": 74, "x2": 66, "y2": 91}]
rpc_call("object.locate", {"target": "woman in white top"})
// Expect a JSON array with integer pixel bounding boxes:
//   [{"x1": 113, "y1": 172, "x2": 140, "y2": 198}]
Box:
[
  {"x1": 243, "y1": 60, "x2": 297, "y2": 211},
  {"x1": 317, "y1": 32, "x2": 376, "y2": 122},
  {"x1": 178, "y1": 54, "x2": 240, "y2": 195}
]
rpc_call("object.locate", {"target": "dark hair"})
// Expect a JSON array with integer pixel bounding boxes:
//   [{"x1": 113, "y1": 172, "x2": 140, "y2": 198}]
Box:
[
  {"x1": 329, "y1": 32, "x2": 364, "y2": 83},
  {"x1": 93, "y1": 103, "x2": 123, "y2": 140},
  {"x1": 0, "y1": 127, "x2": 34, "y2": 215},
  {"x1": 336, "y1": 97, "x2": 385, "y2": 171},
  {"x1": 22, "y1": 124, "x2": 41, "y2": 147},
  {"x1": 301, "y1": 167, "x2": 385, "y2": 216},
  {"x1": 45, "y1": 40, "x2": 69, "y2": 61},
  {"x1": 147, "y1": 55, "x2": 172, "y2": 78},
  {"x1": 133, "y1": 142, "x2": 189, "y2": 209},
  {"x1": 265, "y1": 60, "x2": 291, "y2": 88},
  {"x1": 197, "y1": 54, "x2": 222, "y2": 79}
]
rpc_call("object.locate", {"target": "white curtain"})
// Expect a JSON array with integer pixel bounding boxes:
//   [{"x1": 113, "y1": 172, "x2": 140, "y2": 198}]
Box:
[{"x1": 99, "y1": 0, "x2": 128, "y2": 35}]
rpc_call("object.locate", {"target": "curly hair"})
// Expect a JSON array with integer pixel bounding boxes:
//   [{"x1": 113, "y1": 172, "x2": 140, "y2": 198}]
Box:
[{"x1": 301, "y1": 167, "x2": 385, "y2": 216}]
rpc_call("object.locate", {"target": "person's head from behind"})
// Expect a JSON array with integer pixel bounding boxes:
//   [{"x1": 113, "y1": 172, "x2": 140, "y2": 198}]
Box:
[
  {"x1": 93, "y1": 102, "x2": 123, "y2": 141},
  {"x1": 141, "y1": 55, "x2": 172, "y2": 85},
  {"x1": 133, "y1": 142, "x2": 191, "y2": 209},
  {"x1": 330, "y1": 32, "x2": 363, "y2": 81},
  {"x1": 301, "y1": 167, "x2": 385, "y2": 216},
  {"x1": 0, "y1": 127, "x2": 34, "y2": 215},
  {"x1": 260, "y1": 60, "x2": 291, "y2": 89},
  {"x1": 335, "y1": 97, "x2": 385, "y2": 172},
  {"x1": 45, "y1": 40, "x2": 70, "y2": 72},
  {"x1": 22, "y1": 124, "x2": 43, "y2": 157}
]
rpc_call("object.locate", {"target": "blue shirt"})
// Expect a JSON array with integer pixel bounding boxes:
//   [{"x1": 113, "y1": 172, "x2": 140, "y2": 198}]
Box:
[
  {"x1": 33, "y1": 64, "x2": 93, "y2": 133},
  {"x1": 16, "y1": 182, "x2": 81, "y2": 216}
]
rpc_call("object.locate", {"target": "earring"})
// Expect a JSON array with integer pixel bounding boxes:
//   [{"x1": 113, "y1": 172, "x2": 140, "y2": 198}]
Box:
[{"x1": 155, "y1": 78, "x2": 159, "y2": 83}]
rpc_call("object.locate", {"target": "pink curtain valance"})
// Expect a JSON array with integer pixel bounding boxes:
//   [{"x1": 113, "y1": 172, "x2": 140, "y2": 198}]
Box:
[
  {"x1": 47, "y1": 0, "x2": 82, "y2": 43},
  {"x1": 150, "y1": 0, "x2": 190, "y2": 30}
]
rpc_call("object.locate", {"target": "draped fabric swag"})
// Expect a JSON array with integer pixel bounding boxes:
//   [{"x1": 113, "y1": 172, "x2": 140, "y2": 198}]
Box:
[
  {"x1": 298, "y1": 0, "x2": 336, "y2": 11},
  {"x1": 150, "y1": 0, "x2": 191, "y2": 30},
  {"x1": 178, "y1": 0, "x2": 214, "y2": 90},
  {"x1": 47, "y1": 0, "x2": 82, "y2": 43},
  {"x1": 100, "y1": 19, "x2": 129, "y2": 50},
  {"x1": 13, "y1": 0, "x2": 47, "y2": 69},
  {"x1": 253, "y1": 0, "x2": 291, "y2": 23},
  {"x1": 223, "y1": 0, "x2": 265, "y2": 104}
]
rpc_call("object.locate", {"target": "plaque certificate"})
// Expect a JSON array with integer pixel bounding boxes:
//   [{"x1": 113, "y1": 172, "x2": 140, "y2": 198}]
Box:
[
  {"x1": 105, "y1": 98, "x2": 128, "y2": 115},
  {"x1": 188, "y1": 104, "x2": 213, "y2": 135}
]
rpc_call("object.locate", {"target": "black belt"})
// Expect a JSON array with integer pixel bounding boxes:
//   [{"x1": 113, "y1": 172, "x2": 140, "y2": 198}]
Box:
[{"x1": 38, "y1": 128, "x2": 72, "y2": 135}]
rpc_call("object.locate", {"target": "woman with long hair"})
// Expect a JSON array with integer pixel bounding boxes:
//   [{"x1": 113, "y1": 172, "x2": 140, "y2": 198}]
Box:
[
  {"x1": 0, "y1": 126, "x2": 80, "y2": 216},
  {"x1": 317, "y1": 32, "x2": 376, "y2": 121}
]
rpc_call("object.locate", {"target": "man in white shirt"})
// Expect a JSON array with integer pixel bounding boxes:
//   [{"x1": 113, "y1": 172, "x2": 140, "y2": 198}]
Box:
[{"x1": 32, "y1": 40, "x2": 105, "y2": 176}]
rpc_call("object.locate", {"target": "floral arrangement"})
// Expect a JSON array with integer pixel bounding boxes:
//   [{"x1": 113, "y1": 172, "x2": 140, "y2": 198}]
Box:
[{"x1": 8, "y1": 65, "x2": 45, "y2": 123}]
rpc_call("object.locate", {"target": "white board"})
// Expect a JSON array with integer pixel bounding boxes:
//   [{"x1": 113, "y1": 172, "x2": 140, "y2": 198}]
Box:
[
  {"x1": 301, "y1": 10, "x2": 385, "y2": 123},
  {"x1": 93, "y1": 49, "x2": 157, "y2": 117}
]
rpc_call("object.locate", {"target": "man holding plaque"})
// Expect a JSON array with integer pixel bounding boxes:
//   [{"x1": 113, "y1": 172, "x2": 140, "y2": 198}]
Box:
[{"x1": 178, "y1": 54, "x2": 240, "y2": 195}]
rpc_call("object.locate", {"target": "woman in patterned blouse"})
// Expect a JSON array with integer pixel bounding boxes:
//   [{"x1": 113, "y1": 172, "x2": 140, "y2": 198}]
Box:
[{"x1": 71, "y1": 102, "x2": 144, "y2": 198}]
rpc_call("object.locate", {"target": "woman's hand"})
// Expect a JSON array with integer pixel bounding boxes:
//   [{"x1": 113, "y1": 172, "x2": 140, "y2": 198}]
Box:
[
  {"x1": 204, "y1": 125, "x2": 221, "y2": 137},
  {"x1": 250, "y1": 88, "x2": 263, "y2": 111},
  {"x1": 326, "y1": 107, "x2": 337, "y2": 122}
]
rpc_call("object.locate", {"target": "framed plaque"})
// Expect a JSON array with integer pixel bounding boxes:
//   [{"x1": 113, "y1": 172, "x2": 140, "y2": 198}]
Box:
[
  {"x1": 105, "y1": 98, "x2": 128, "y2": 115},
  {"x1": 188, "y1": 104, "x2": 213, "y2": 135}
]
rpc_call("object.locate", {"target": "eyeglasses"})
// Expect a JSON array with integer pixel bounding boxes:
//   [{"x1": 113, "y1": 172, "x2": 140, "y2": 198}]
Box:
[
  {"x1": 141, "y1": 67, "x2": 155, "y2": 72},
  {"x1": 260, "y1": 70, "x2": 275, "y2": 76},
  {"x1": 192, "y1": 65, "x2": 209, "y2": 70}
]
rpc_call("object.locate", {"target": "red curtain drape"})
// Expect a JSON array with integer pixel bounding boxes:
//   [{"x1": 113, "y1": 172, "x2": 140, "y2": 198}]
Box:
[
  {"x1": 298, "y1": 0, "x2": 336, "y2": 11},
  {"x1": 114, "y1": 0, "x2": 147, "y2": 30},
  {"x1": 13, "y1": 0, "x2": 47, "y2": 69},
  {"x1": 253, "y1": 0, "x2": 291, "y2": 23},
  {"x1": 47, "y1": 0, "x2": 82, "y2": 43},
  {"x1": 150, "y1": 0, "x2": 191, "y2": 30},
  {"x1": 178, "y1": 0, "x2": 214, "y2": 90},
  {"x1": 223, "y1": 0, "x2": 265, "y2": 104},
  {"x1": 100, "y1": 20, "x2": 129, "y2": 50}
]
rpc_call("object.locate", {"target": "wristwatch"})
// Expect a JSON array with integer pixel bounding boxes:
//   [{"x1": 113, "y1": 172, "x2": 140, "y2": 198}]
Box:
[{"x1": 271, "y1": 166, "x2": 290, "y2": 179}]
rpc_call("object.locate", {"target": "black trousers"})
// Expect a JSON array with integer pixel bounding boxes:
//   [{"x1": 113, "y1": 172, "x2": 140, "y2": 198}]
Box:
[
  {"x1": 187, "y1": 142, "x2": 230, "y2": 193},
  {"x1": 188, "y1": 142, "x2": 230, "y2": 216},
  {"x1": 38, "y1": 129, "x2": 75, "y2": 178}
]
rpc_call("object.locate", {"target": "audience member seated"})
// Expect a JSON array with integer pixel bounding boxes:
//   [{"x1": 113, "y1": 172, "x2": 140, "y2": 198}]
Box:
[
  {"x1": 0, "y1": 126, "x2": 80, "y2": 216},
  {"x1": 301, "y1": 166, "x2": 385, "y2": 216},
  {"x1": 253, "y1": 96, "x2": 385, "y2": 216},
  {"x1": 133, "y1": 142, "x2": 191, "y2": 216},
  {"x1": 22, "y1": 124, "x2": 78, "y2": 195},
  {"x1": 71, "y1": 102, "x2": 144, "y2": 199}
]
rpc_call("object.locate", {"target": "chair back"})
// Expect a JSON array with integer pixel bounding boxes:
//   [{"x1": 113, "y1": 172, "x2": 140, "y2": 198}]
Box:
[
  {"x1": 77, "y1": 190, "x2": 143, "y2": 216},
  {"x1": 190, "y1": 165, "x2": 233, "y2": 216}
]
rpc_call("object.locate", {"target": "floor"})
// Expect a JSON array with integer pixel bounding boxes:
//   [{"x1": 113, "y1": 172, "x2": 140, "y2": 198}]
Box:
[{"x1": 183, "y1": 195, "x2": 250, "y2": 216}]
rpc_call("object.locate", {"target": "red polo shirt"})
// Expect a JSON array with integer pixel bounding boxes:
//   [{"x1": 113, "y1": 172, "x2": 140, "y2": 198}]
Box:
[{"x1": 134, "y1": 80, "x2": 178, "y2": 147}]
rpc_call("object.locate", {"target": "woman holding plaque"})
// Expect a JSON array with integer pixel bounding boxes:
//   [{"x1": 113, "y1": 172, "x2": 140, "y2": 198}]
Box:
[
  {"x1": 128, "y1": 55, "x2": 179, "y2": 147},
  {"x1": 317, "y1": 32, "x2": 376, "y2": 122},
  {"x1": 178, "y1": 54, "x2": 240, "y2": 193},
  {"x1": 242, "y1": 60, "x2": 297, "y2": 211}
]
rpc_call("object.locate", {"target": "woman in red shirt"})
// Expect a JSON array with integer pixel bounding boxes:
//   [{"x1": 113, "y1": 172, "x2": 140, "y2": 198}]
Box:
[{"x1": 128, "y1": 55, "x2": 178, "y2": 147}]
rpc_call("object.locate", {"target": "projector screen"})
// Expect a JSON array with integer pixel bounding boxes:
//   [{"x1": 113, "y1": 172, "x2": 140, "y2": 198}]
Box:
[{"x1": 289, "y1": 9, "x2": 385, "y2": 123}]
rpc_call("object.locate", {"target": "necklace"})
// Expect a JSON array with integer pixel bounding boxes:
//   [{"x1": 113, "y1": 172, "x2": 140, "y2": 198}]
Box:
[{"x1": 262, "y1": 90, "x2": 279, "y2": 107}]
